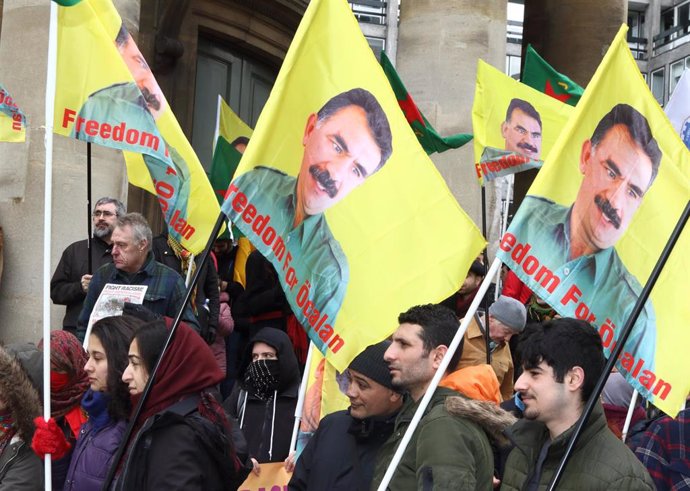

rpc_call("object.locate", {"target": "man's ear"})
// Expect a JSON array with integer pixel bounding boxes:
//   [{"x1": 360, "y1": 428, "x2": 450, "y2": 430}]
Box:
[
  {"x1": 579, "y1": 139, "x2": 592, "y2": 175},
  {"x1": 303, "y1": 113, "x2": 318, "y2": 146},
  {"x1": 389, "y1": 390, "x2": 403, "y2": 403},
  {"x1": 432, "y1": 345, "x2": 448, "y2": 370},
  {"x1": 566, "y1": 366, "x2": 585, "y2": 393},
  {"x1": 501, "y1": 121, "x2": 509, "y2": 140},
  {"x1": 139, "y1": 239, "x2": 148, "y2": 252}
]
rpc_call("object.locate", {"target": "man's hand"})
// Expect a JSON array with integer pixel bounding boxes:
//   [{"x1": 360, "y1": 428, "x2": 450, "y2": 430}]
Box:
[
  {"x1": 80, "y1": 274, "x2": 93, "y2": 293},
  {"x1": 250, "y1": 457, "x2": 261, "y2": 476},
  {"x1": 284, "y1": 451, "x2": 296, "y2": 473}
]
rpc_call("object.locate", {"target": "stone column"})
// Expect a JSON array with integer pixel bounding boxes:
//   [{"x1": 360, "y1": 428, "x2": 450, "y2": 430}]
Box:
[
  {"x1": 395, "y1": 0, "x2": 507, "y2": 251},
  {"x1": 0, "y1": 0, "x2": 137, "y2": 342}
]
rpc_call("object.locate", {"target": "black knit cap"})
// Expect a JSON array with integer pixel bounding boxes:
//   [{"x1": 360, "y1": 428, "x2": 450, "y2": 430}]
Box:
[{"x1": 348, "y1": 340, "x2": 395, "y2": 391}]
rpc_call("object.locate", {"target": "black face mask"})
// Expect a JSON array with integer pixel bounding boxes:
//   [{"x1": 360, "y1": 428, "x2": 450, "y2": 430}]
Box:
[{"x1": 244, "y1": 359, "x2": 280, "y2": 400}]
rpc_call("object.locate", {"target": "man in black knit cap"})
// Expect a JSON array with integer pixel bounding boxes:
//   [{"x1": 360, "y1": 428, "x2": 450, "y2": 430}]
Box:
[{"x1": 289, "y1": 341, "x2": 402, "y2": 490}]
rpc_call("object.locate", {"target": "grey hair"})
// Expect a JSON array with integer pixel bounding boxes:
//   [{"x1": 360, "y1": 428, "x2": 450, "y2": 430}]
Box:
[
  {"x1": 116, "y1": 212, "x2": 152, "y2": 250},
  {"x1": 94, "y1": 197, "x2": 126, "y2": 217}
]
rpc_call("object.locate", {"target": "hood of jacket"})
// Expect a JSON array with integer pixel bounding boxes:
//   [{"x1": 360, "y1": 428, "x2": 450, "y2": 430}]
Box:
[
  {"x1": 240, "y1": 327, "x2": 300, "y2": 396},
  {"x1": 444, "y1": 394, "x2": 517, "y2": 447},
  {"x1": 441, "y1": 364, "x2": 502, "y2": 404},
  {"x1": 0, "y1": 344, "x2": 43, "y2": 441}
]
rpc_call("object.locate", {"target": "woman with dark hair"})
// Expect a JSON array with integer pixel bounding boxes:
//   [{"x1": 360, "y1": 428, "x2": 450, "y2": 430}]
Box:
[
  {"x1": 113, "y1": 320, "x2": 244, "y2": 490},
  {"x1": 32, "y1": 330, "x2": 90, "y2": 490},
  {"x1": 62, "y1": 315, "x2": 143, "y2": 491}
]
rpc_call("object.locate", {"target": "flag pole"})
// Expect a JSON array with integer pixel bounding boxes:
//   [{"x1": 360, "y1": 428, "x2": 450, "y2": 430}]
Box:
[
  {"x1": 213, "y1": 94, "x2": 221, "y2": 152},
  {"x1": 290, "y1": 341, "x2": 315, "y2": 452},
  {"x1": 621, "y1": 390, "x2": 639, "y2": 443},
  {"x1": 547, "y1": 199, "x2": 690, "y2": 490},
  {"x1": 43, "y1": 2, "x2": 59, "y2": 489},
  {"x1": 102, "y1": 211, "x2": 227, "y2": 489},
  {"x1": 87, "y1": 142, "x2": 93, "y2": 273},
  {"x1": 376, "y1": 257, "x2": 502, "y2": 491},
  {"x1": 480, "y1": 184, "x2": 491, "y2": 364}
]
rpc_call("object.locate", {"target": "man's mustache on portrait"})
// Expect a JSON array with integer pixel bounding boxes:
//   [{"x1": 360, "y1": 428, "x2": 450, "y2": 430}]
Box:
[
  {"x1": 310, "y1": 165, "x2": 338, "y2": 198},
  {"x1": 595, "y1": 194, "x2": 622, "y2": 229},
  {"x1": 517, "y1": 142, "x2": 538, "y2": 154},
  {"x1": 141, "y1": 87, "x2": 161, "y2": 111}
]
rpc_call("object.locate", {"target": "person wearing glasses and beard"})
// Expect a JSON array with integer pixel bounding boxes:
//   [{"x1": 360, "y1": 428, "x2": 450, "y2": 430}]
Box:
[{"x1": 51, "y1": 197, "x2": 126, "y2": 336}]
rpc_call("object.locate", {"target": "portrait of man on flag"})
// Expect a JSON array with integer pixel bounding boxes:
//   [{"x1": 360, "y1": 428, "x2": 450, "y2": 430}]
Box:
[
  {"x1": 224, "y1": 87, "x2": 393, "y2": 339},
  {"x1": 472, "y1": 61, "x2": 572, "y2": 183},
  {"x1": 501, "y1": 98, "x2": 542, "y2": 160},
  {"x1": 503, "y1": 103, "x2": 661, "y2": 368}
]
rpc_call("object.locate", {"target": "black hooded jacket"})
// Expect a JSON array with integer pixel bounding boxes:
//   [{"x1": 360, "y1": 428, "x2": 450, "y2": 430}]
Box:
[{"x1": 223, "y1": 327, "x2": 300, "y2": 463}]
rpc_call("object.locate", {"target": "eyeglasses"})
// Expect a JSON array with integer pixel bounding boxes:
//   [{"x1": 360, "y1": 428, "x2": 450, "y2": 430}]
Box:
[{"x1": 92, "y1": 210, "x2": 116, "y2": 218}]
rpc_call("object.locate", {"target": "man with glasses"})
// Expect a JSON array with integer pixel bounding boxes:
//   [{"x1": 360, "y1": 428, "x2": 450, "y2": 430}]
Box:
[{"x1": 51, "y1": 197, "x2": 125, "y2": 335}]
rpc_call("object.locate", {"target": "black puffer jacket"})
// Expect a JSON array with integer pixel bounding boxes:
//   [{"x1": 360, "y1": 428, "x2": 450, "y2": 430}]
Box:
[
  {"x1": 289, "y1": 410, "x2": 397, "y2": 491},
  {"x1": 224, "y1": 327, "x2": 300, "y2": 463}
]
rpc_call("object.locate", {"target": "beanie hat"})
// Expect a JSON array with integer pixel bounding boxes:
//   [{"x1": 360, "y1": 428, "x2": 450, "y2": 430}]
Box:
[
  {"x1": 468, "y1": 259, "x2": 487, "y2": 277},
  {"x1": 489, "y1": 295, "x2": 527, "y2": 333},
  {"x1": 348, "y1": 340, "x2": 396, "y2": 391}
]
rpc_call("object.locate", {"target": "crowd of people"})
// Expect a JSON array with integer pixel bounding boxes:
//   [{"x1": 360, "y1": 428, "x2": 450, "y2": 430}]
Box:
[{"x1": 0, "y1": 199, "x2": 683, "y2": 490}]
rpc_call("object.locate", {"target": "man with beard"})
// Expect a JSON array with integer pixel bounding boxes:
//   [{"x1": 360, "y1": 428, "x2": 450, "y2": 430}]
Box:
[
  {"x1": 501, "y1": 318, "x2": 653, "y2": 489},
  {"x1": 502, "y1": 98, "x2": 542, "y2": 160},
  {"x1": 225, "y1": 88, "x2": 392, "y2": 334},
  {"x1": 51, "y1": 197, "x2": 125, "y2": 335},
  {"x1": 370, "y1": 304, "x2": 494, "y2": 490},
  {"x1": 506, "y1": 103, "x2": 661, "y2": 370}
]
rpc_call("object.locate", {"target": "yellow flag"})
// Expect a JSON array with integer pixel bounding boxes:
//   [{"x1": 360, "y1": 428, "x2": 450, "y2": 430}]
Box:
[
  {"x1": 472, "y1": 60, "x2": 573, "y2": 184},
  {"x1": 216, "y1": 96, "x2": 253, "y2": 148},
  {"x1": 497, "y1": 25, "x2": 690, "y2": 416},
  {"x1": 0, "y1": 84, "x2": 26, "y2": 143},
  {"x1": 220, "y1": 0, "x2": 485, "y2": 371},
  {"x1": 53, "y1": 0, "x2": 220, "y2": 254},
  {"x1": 296, "y1": 345, "x2": 349, "y2": 453}
]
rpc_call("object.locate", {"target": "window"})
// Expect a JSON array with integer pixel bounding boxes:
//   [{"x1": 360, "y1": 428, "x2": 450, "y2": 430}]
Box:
[
  {"x1": 365, "y1": 37, "x2": 385, "y2": 60},
  {"x1": 670, "y1": 60, "x2": 685, "y2": 96},
  {"x1": 628, "y1": 10, "x2": 645, "y2": 38},
  {"x1": 661, "y1": 8, "x2": 674, "y2": 33},
  {"x1": 680, "y1": 3, "x2": 690, "y2": 29},
  {"x1": 651, "y1": 68, "x2": 665, "y2": 105},
  {"x1": 506, "y1": 55, "x2": 521, "y2": 79}
]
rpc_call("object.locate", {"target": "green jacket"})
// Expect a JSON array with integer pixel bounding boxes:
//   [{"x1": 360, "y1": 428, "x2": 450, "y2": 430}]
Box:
[
  {"x1": 371, "y1": 387, "x2": 494, "y2": 490},
  {"x1": 501, "y1": 403, "x2": 654, "y2": 490}
]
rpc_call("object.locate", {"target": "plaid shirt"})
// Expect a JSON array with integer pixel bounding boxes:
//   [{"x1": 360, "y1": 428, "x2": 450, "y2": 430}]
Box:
[
  {"x1": 634, "y1": 407, "x2": 690, "y2": 490},
  {"x1": 77, "y1": 251, "x2": 198, "y2": 336}
]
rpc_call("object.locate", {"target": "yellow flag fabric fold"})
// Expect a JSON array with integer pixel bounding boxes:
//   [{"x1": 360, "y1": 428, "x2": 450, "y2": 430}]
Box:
[
  {"x1": 53, "y1": 0, "x2": 219, "y2": 254},
  {"x1": 0, "y1": 84, "x2": 26, "y2": 143},
  {"x1": 221, "y1": 0, "x2": 485, "y2": 371},
  {"x1": 497, "y1": 25, "x2": 690, "y2": 416}
]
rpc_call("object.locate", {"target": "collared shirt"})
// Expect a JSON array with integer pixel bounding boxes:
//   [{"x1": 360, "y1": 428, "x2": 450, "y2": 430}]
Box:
[
  {"x1": 504, "y1": 196, "x2": 656, "y2": 373},
  {"x1": 224, "y1": 166, "x2": 348, "y2": 355},
  {"x1": 633, "y1": 407, "x2": 690, "y2": 490},
  {"x1": 77, "y1": 251, "x2": 198, "y2": 336}
]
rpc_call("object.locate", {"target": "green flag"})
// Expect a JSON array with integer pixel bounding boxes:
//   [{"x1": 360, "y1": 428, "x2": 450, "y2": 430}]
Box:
[
  {"x1": 209, "y1": 96, "x2": 253, "y2": 238},
  {"x1": 521, "y1": 44, "x2": 584, "y2": 107},
  {"x1": 380, "y1": 52, "x2": 472, "y2": 154}
]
